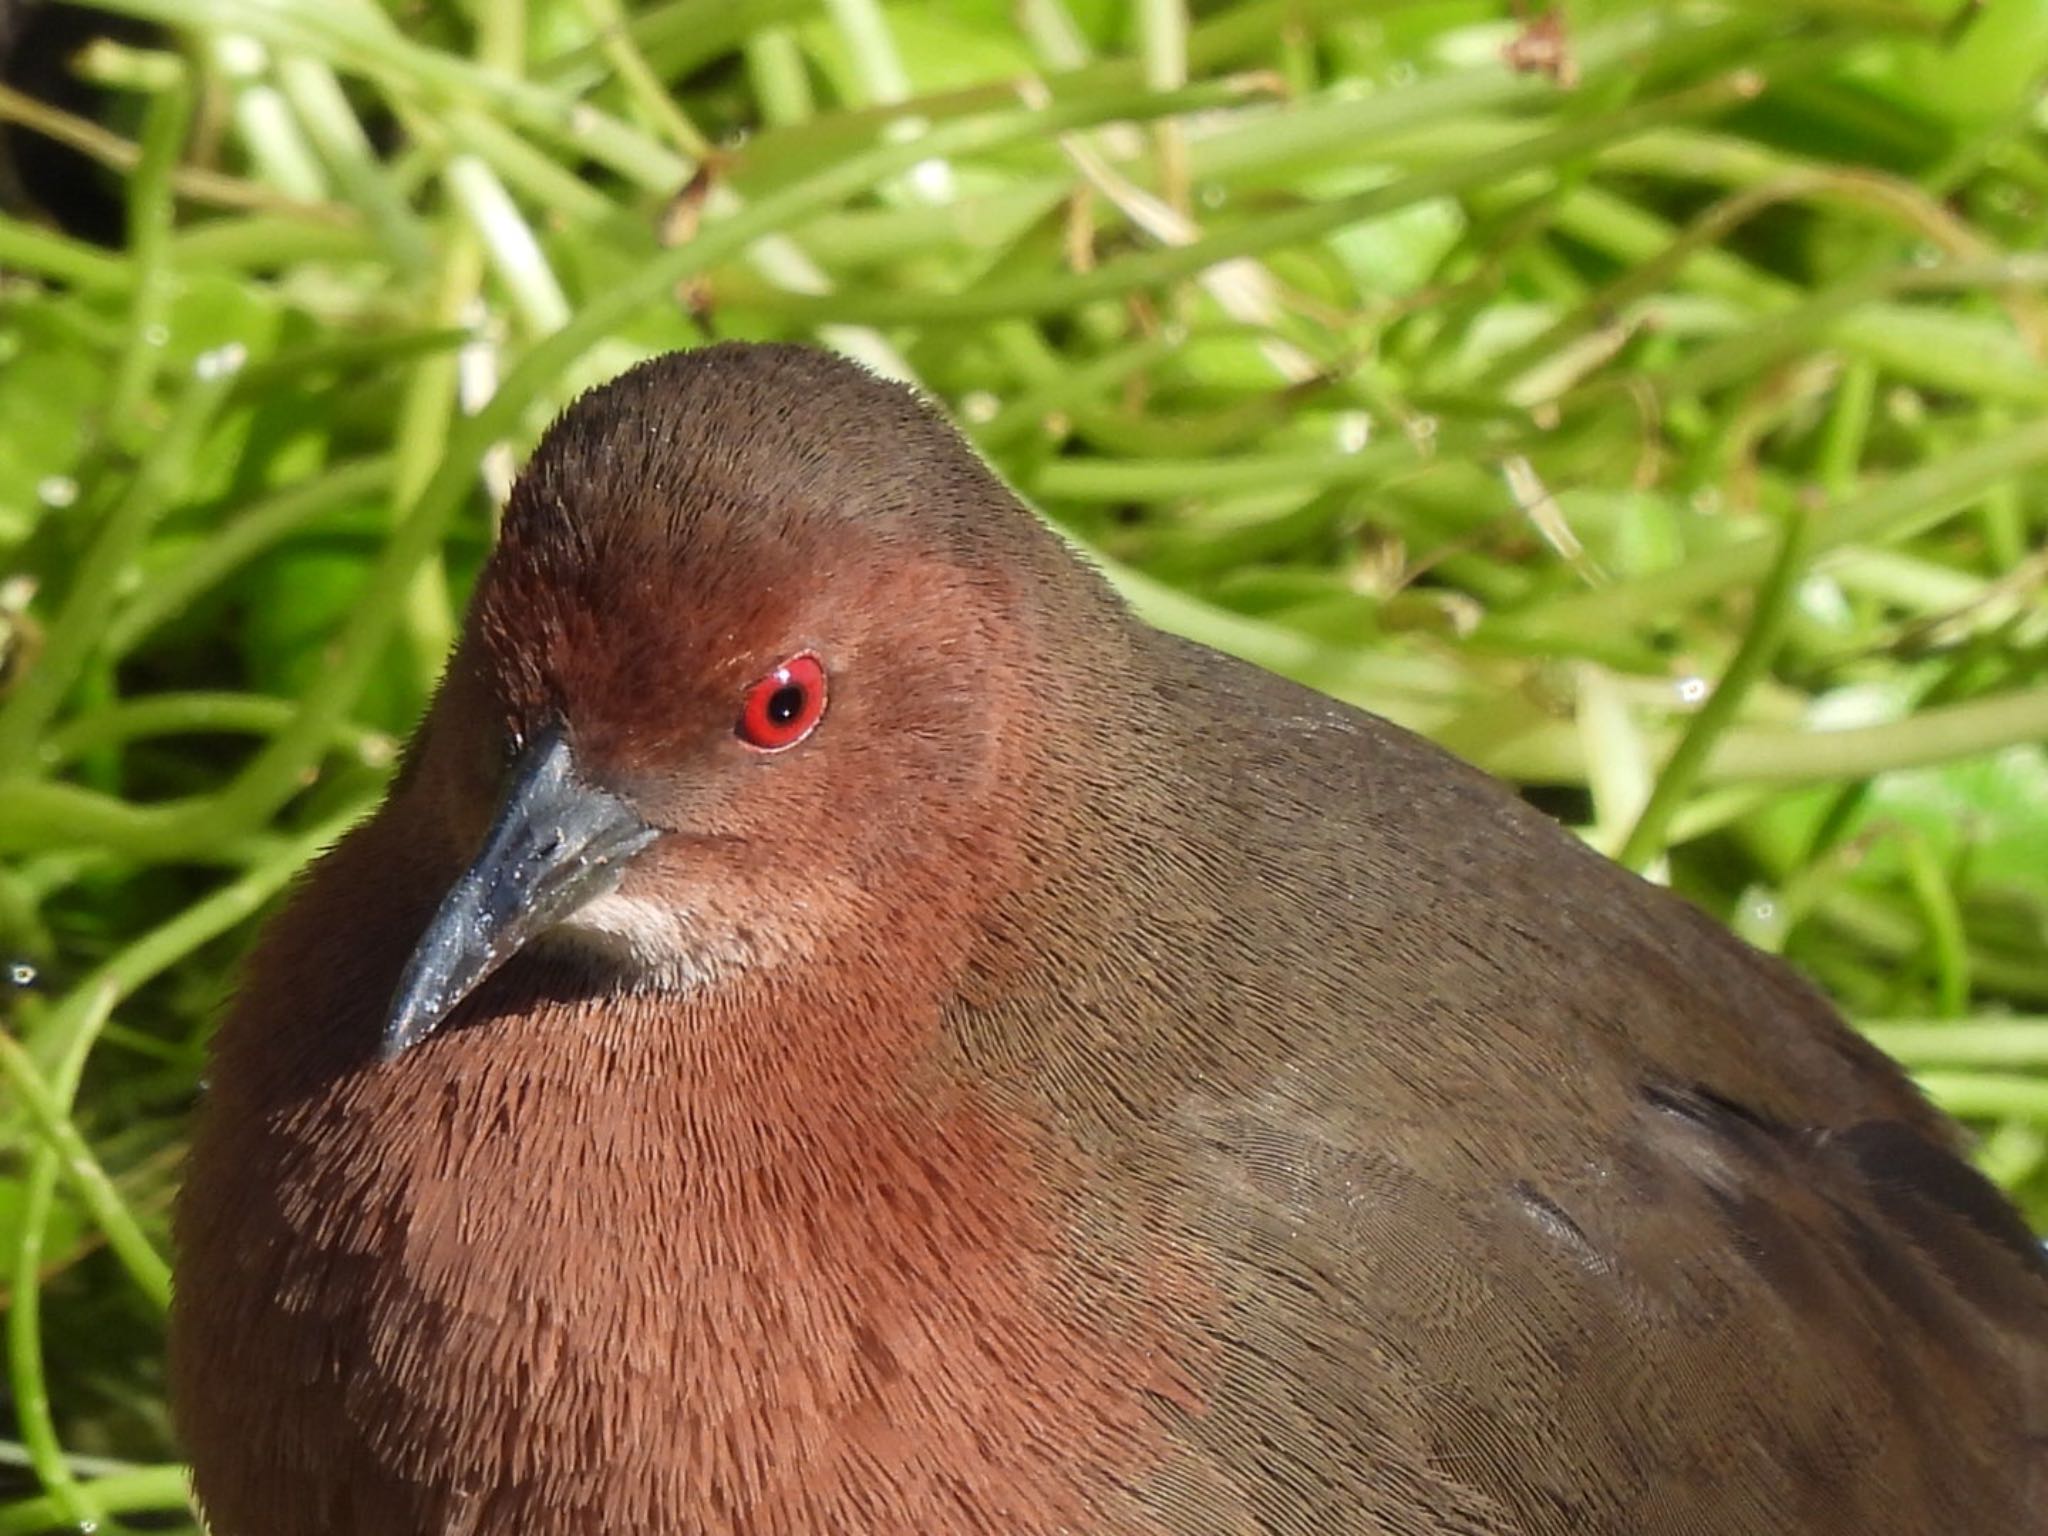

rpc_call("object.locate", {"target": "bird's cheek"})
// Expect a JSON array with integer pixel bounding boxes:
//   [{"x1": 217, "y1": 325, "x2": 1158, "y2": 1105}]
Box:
[
  {"x1": 607, "y1": 791, "x2": 910, "y2": 974},
  {"x1": 557, "y1": 851, "x2": 790, "y2": 988}
]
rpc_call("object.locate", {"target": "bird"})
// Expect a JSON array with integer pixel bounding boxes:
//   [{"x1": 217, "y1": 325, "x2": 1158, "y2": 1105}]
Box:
[{"x1": 170, "y1": 341, "x2": 2048, "y2": 1536}]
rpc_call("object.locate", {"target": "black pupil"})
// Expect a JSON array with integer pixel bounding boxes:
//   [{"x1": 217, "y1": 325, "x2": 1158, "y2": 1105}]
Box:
[{"x1": 766, "y1": 685, "x2": 807, "y2": 728}]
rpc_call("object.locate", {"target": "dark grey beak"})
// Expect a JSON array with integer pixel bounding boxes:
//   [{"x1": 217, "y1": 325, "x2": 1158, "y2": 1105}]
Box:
[{"x1": 380, "y1": 724, "x2": 657, "y2": 1062}]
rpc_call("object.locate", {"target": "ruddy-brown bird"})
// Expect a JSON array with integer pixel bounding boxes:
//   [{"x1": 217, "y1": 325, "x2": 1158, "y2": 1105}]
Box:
[{"x1": 171, "y1": 342, "x2": 2047, "y2": 1536}]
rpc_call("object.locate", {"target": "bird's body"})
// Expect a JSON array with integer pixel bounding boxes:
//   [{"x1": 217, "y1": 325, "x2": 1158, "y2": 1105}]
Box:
[{"x1": 172, "y1": 344, "x2": 2048, "y2": 1535}]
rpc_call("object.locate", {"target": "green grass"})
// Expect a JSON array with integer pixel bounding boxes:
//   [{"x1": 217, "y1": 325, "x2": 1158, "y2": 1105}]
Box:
[{"x1": 2, "y1": 0, "x2": 2046, "y2": 1527}]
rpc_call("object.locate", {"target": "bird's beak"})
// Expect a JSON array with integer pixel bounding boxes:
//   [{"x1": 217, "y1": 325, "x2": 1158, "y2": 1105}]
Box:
[{"x1": 380, "y1": 723, "x2": 658, "y2": 1062}]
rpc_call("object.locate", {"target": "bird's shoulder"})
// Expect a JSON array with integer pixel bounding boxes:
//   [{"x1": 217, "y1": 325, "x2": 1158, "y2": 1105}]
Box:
[
  {"x1": 1132, "y1": 630, "x2": 1935, "y2": 1134},
  {"x1": 1101, "y1": 634, "x2": 2048, "y2": 1533}
]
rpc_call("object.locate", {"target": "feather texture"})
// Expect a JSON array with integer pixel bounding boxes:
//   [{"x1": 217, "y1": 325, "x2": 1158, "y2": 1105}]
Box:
[{"x1": 172, "y1": 344, "x2": 2048, "y2": 1535}]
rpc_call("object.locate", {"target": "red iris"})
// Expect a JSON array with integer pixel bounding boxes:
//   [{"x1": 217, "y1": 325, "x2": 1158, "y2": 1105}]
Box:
[{"x1": 737, "y1": 653, "x2": 827, "y2": 751}]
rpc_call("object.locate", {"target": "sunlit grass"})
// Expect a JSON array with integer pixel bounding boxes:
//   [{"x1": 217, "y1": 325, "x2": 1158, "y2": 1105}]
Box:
[{"x1": 2, "y1": 0, "x2": 2045, "y2": 1527}]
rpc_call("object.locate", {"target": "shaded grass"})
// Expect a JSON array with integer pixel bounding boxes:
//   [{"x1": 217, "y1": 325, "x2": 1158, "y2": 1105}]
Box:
[{"x1": 1, "y1": 0, "x2": 2045, "y2": 1527}]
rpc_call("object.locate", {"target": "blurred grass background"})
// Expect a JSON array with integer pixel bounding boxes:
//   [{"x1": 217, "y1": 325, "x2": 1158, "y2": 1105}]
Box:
[{"x1": 0, "y1": 0, "x2": 2045, "y2": 1528}]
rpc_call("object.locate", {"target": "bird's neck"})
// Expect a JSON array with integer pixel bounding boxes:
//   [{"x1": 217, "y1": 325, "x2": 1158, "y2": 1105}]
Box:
[
  {"x1": 185, "y1": 696, "x2": 1212, "y2": 1533},
  {"x1": 205, "y1": 958, "x2": 1200, "y2": 1535}
]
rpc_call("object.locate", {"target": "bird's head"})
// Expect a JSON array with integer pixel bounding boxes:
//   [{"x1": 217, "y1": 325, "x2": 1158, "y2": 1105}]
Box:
[{"x1": 380, "y1": 344, "x2": 1107, "y2": 1061}]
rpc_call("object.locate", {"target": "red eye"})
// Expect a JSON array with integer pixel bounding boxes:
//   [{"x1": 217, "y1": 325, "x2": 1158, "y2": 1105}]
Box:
[{"x1": 737, "y1": 653, "x2": 827, "y2": 751}]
